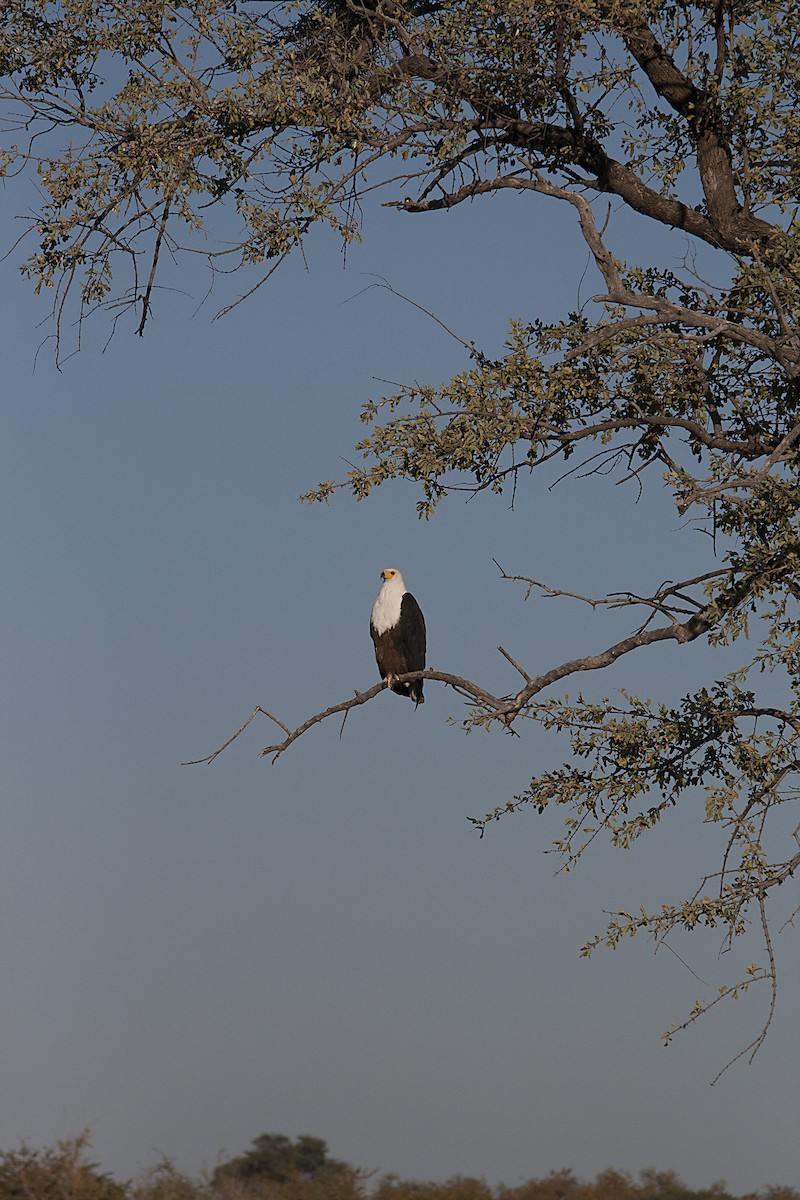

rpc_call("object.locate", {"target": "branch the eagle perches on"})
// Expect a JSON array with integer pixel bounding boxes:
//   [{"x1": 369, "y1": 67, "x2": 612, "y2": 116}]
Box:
[
  {"x1": 182, "y1": 668, "x2": 488, "y2": 767},
  {"x1": 181, "y1": 564, "x2": 730, "y2": 767}
]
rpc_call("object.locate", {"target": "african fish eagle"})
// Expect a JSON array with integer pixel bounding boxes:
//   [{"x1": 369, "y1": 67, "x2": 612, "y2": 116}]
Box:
[{"x1": 370, "y1": 568, "x2": 426, "y2": 706}]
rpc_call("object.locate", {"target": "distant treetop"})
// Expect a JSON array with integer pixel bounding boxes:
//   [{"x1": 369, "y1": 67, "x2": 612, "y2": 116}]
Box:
[{"x1": 212, "y1": 1133, "x2": 355, "y2": 1189}]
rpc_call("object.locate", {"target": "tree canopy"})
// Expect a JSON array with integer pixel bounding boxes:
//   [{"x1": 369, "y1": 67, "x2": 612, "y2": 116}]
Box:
[
  {"x1": 2, "y1": 0, "x2": 799, "y2": 1062},
  {"x1": 212, "y1": 1135, "x2": 354, "y2": 1189}
]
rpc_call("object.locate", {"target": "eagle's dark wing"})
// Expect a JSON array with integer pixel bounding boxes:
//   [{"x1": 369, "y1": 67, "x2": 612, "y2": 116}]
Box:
[{"x1": 400, "y1": 592, "x2": 426, "y2": 703}]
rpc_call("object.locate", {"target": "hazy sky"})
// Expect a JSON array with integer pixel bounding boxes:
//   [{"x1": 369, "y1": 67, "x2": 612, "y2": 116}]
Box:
[{"x1": 1, "y1": 149, "x2": 798, "y2": 1193}]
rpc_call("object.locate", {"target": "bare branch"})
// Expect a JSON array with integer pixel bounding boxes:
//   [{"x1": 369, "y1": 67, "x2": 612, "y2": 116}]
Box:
[
  {"x1": 260, "y1": 681, "x2": 387, "y2": 761},
  {"x1": 494, "y1": 559, "x2": 610, "y2": 608},
  {"x1": 182, "y1": 705, "x2": 290, "y2": 766},
  {"x1": 494, "y1": 560, "x2": 727, "y2": 620}
]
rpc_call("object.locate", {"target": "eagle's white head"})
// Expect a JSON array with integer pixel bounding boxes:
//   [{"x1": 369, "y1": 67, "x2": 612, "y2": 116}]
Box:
[{"x1": 371, "y1": 568, "x2": 407, "y2": 633}]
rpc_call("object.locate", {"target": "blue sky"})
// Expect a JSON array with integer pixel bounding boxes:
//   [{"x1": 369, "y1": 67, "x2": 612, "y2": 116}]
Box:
[{"x1": 1, "y1": 165, "x2": 798, "y2": 1193}]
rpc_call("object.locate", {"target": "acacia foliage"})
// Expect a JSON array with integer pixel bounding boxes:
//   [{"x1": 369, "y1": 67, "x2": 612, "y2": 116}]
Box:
[
  {"x1": 0, "y1": 1133, "x2": 126, "y2": 1200},
  {"x1": 2, "y1": 2, "x2": 800, "y2": 1052}
]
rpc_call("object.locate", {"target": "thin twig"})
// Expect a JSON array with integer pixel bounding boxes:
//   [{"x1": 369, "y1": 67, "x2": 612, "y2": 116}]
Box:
[
  {"x1": 497, "y1": 645, "x2": 532, "y2": 684},
  {"x1": 181, "y1": 705, "x2": 289, "y2": 765}
]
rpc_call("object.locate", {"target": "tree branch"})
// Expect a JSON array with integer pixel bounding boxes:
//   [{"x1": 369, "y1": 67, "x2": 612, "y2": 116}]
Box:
[
  {"x1": 182, "y1": 669, "x2": 508, "y2": 766},
  {"x1": 183, "y1": 552, "x2": 773, "y2": 766}
]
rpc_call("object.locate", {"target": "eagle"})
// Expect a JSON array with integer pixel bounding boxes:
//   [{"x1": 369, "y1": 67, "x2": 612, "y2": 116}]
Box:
[{"x1": 370, "y1": 568, "x2": 426, "y2": 706}]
